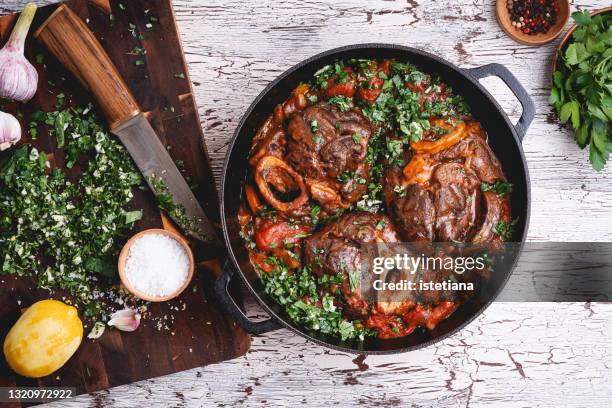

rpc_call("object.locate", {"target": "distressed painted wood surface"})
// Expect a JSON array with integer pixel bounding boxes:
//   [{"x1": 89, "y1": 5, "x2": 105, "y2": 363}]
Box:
[{"x1": 4, "y1": 0, "x2": 612, "y2": 406}]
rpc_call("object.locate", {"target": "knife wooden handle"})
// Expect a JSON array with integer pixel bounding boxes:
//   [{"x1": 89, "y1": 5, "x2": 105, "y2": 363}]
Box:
[{"x1": 34, "y1": 4, "x2": 140, "y2": 129}]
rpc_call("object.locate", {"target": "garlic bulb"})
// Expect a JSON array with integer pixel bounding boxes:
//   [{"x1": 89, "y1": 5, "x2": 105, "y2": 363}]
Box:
[
  {"x1": 0, "y1": 110, "x2": 21, "y2": 151},
  {"x1": 0, "y1": 3, "x2": 38, "y2": 102},
  {"x1": 107, "y1": 308, "x2": 141, "y2": 332}
]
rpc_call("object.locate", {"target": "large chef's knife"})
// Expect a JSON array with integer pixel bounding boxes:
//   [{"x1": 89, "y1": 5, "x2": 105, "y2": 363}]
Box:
[{"x1": 34, "y1": 4, "x2": 220, "y2": 245}]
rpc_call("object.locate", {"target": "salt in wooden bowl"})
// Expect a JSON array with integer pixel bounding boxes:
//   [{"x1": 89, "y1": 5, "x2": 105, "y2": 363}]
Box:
[{"x1": 118, "y1": 229, "x2": 195, "y2": 302}]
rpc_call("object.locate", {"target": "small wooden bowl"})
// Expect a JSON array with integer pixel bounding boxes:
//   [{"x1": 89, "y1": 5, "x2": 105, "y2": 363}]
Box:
[
  {"x1": 551, "y1": 6, "x2": 612, "y2": 75},
  {"x1": 496, "y1": 0, "x2": 570, "y2": 46},
  {"x1": 118, "y1": 229, "x2": 195, "y2": 302}
]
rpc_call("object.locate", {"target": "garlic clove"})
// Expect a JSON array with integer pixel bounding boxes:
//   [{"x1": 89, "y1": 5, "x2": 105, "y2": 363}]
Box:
[
  {"x1": 87, "y1": 321, "x2": 106, "y2": 339},
  {"x1": 0, "y1": 3, "x2": 38, "y2": 102},
  {"x1": 107, "y1": 308, "x2": 141, "y2": 332},
  {"x1": 0, "y1": 111, "x2": 22, "y2": 151}
]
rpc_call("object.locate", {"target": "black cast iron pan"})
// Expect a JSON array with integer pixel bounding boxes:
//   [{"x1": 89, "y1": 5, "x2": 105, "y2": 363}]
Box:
[{"x1": 215, "y1": 44, "x2": 534, "y2": 354}]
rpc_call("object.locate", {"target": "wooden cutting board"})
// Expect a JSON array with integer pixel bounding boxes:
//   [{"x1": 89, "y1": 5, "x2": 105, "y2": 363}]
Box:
[{"x1": 0, "y1": 1, "x2": 250, "y2": 405}]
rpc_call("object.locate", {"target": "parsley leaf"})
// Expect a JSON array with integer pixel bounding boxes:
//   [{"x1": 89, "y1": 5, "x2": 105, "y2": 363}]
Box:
[
  {"x1": 481, "y1": 181, "x2": 514, "y2": 197},
  {"x1": 550, "y1": 11, "x2": 612, "y2": 170},
  {"x1": 327, "y1": 95, "x2": 353, "y2": 112},
  {"x1": 492, "y1": 218, "x2": 519, "y2": 242}
]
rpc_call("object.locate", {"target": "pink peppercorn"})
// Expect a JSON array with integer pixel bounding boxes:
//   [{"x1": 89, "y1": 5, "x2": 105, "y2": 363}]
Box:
[{"x1": 508, "y1": 0, "x2": 558, "y2": 35}]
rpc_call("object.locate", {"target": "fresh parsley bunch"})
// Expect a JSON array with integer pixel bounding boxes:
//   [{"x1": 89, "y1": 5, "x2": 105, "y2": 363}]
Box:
[{"x1": 549, "y1": 10, "x2": 612, "y2": 171}]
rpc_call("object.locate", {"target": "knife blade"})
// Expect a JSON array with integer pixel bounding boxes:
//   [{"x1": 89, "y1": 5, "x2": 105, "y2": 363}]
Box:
[{"x1": 113, "y1": 114, "x2": 220, "y2": 245}]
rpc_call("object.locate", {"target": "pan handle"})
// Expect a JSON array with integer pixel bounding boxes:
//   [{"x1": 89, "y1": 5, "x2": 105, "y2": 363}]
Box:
[
  {"x1": 214, "y1": 261, "x2": 281, "y2": 334},
  {"x1": 466, "y1": 63, "x2": 535, "y2": 142}
]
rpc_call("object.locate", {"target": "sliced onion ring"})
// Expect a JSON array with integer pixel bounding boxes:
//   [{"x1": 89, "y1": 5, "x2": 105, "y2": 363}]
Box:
[
  {"x1": 410, "y1": 121, "x2": 467, "y2": 154},
  {"x1": 255, "y1": 155, "x2": 308, "y2": 213},
  {"x1": 245, "y1": 184, "x2": 264, "y2": 214},
  {"x1": 402, "y1": 154, "x2": 436, "y2": 185}
]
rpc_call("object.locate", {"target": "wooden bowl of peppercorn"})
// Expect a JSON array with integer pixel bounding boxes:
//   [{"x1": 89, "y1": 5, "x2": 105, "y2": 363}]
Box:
[{"x1": 496, "y1": 0, "x2": 570, "y2": 46}]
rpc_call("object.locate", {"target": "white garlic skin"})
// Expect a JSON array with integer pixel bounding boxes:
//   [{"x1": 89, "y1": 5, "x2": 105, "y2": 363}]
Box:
[
  {"x1": 0, "y1": 3, "x2": 38, "y2": 103},
  {"x1": 0, "y1": 48, "x2": 38, "y2": 102},
  {"x1": 107, "y1": 308, "x2": 141, "y2": 332},
  {"x1": 0, "y1": 111, "x2": 21, "y2": 151}
]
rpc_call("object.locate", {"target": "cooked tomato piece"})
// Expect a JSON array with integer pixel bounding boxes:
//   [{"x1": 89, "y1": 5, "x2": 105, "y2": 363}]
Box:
[
  {"x1": 425, "y1": 302, "x2": 458, "y2": 331},
  {"x1": 271, "y1": 248, "x2": 301, "y2": 269},
  {"x1": 358, "y1": 75, "x2": 384, "y2": 102},
  {"x1": 358, "y1": 61, "x2": 390, "y2": 102},
  {"x1": 406, "y1": 81, "x2": 426, "y2": 93},
  {"x1": 366, "y1": 312, "x2": 423, "y2": 339},
  {"x1": 401, "y1": 305, "x2": 428, "y2": 332},
  {"x1": 255, "y1": 219, "x2": 309, "y2": 252},
  {"x1": 325, "y1": 67, "x2": 356, "y2": 98},
  {"x1": 250, "y1": 251, "x2": 274, "y2": 273},
  {"x1": 380, "y1": 59, "x2": 391, "y2": 76}
]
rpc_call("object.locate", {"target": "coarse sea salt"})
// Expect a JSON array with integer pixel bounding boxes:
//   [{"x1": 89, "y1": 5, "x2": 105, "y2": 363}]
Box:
[{"x1": 125, "y1": 233, "x2": 190, "y2": 297}]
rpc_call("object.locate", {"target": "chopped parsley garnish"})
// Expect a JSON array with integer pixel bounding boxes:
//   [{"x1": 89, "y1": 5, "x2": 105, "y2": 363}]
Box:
[
  {"x1": 310, "y1": 205, "x2": 321, "y2": 225},
  {"x1": 310, "y1": 120, "x2": 320, "y2": 133},
  {"x1": 481, "y1": 181, "x2": 514, "y2": 197},
  {"x1": 352, "y1": 59, "x2": 470, "y2": 145},
  {"x1": 348, "y1": 270, "x2": 360, "y2": 292},
  {"x1": 431, "y1": 125, "x2": 452, "y2": 135},
  {"x1": 393, "y1": 185, "x2": 407, "y2": 198},
  {"x1": 386, "y1": 138, "x2": 404, "y2": 165},
  {"x1": 313, "y1": 62, "x2": 349, "y2": 90},
  {"x1": 258, "y1": 259, "x2": 373, "y2": 341},
  {"x1": 132, "y1": 46, "x2": 146, "y2": 56},
  {"x1": 147, "y1": 175, "x2": 204, "y2": 237},
  {"x1": 327, "y1": 96, "x2": 353, "y2": 112},
  {"x1": 492, "y1": 218, "x2": 519, "y2": 242},
  {"x1": 337, "y1": 170, "x2": 355, "y2": 183},
  {"x1": 356, "y1": 183, "x2": 383, "y2": 213}
]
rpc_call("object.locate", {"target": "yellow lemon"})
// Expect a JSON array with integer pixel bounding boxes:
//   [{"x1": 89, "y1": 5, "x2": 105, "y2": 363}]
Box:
[{"x1": 3, "y1": 299, "x2": 83, "y2": 378}]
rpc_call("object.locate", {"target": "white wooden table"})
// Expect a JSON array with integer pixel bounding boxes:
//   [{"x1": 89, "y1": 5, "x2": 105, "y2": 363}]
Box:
[{"x1": 4, "y1": 0, "x2": 612, "y2": 406}]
